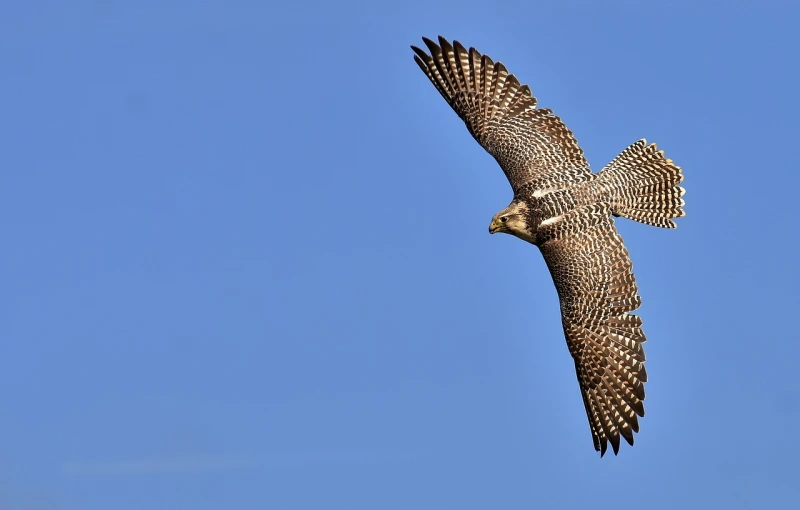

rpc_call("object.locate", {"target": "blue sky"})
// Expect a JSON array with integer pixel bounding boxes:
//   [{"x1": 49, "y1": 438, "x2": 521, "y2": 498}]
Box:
[{"x1": 2, "y1": 1, "x2": 799, "y2": 509}]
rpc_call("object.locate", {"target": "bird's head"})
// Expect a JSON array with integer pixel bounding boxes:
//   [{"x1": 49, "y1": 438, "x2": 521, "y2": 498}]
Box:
[{"x1": 489, "y1": 201, "x2": 534, "y2": 242}]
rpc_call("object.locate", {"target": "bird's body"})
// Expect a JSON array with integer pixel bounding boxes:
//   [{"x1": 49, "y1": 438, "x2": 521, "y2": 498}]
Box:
[
  {"x1": 411, "y1": 36, "x2": 685, "y2": 456},
  {"x1": 490, "y1": 178, "x2": 604, "y2": 245}
]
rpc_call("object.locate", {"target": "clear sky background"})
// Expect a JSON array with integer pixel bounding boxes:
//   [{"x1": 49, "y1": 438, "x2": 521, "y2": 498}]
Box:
[{"x1": 2, "y1": 1, "x2": 799, "y2": 509}]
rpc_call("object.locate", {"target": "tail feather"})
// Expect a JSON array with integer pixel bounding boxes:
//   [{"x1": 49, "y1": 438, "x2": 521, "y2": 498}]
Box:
[{"x1": 599, "y1": 139, "x2": 686, "y2": 228}]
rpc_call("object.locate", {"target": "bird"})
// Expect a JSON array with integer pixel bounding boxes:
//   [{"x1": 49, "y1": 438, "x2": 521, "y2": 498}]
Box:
[{"x1": 410, "y1": 36, "x2": 685, "y2": 456}]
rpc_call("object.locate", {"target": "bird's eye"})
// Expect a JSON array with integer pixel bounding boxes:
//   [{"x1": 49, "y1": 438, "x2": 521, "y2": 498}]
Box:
[{"x1": 500, "y1": 216, "x2": 508, "y2": 223}]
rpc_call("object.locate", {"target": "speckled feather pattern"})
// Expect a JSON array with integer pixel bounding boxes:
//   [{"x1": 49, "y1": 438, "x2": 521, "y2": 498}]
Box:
[
  {"x1": 412, "y1": 37, "x2": 593, "y2": 192},
  {"x1": 412, "y1": 36, "x2": 686, "y2": 456}
]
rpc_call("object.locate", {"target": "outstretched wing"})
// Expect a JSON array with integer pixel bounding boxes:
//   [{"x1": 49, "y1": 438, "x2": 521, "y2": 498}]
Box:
[
  {"x1": 538, "y1": 204, "x2": 647, "y2": 456},
  {"x1": 411, "y1": 36, "x2": 592, "y2": 193}
]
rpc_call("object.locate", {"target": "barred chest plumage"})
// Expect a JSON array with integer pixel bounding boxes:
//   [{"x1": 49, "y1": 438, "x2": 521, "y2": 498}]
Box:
[{"x1": 519, "y1": 177, "x2": 606, "y2": 245}]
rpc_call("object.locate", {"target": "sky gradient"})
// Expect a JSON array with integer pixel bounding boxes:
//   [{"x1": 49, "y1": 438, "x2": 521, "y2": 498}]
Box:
[{"x1": 3, "y1": 2, "x2": 800, "y2": 509}]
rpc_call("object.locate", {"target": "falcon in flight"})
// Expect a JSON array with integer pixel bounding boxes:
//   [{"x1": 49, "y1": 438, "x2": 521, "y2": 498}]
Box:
[{"x1": 411, "y1": 36, "x2": 685, "y2": 456}]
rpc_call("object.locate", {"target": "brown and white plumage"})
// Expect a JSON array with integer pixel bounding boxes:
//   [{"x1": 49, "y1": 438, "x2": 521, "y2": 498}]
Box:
[
  {"x1": 411, "y1": 37, "x2": 592, "y2": 193},
  {"x1": 411, "y1": 36, "x2": 685, "y2": 456}
]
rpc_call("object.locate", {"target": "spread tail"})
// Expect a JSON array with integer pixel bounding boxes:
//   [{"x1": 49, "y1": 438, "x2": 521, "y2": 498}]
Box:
[{"x1": 599, "y1": 139, "x2": 686, "y2": 228}]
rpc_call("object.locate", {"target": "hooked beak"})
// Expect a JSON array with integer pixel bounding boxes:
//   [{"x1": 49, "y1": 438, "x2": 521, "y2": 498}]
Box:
[{"x1": 489, "y1": 218, "x2": 503, "y2": 234}]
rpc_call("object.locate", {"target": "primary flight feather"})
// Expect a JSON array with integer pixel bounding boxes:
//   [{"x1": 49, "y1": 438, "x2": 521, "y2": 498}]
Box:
[{"x1": 411, "y1": 36, "x2": 685, "y2": 456}]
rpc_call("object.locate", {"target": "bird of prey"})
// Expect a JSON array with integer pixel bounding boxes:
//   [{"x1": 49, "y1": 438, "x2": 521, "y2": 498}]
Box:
[{"x1": 411, "y1": 36, "x2": 685, "y2": 456}]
